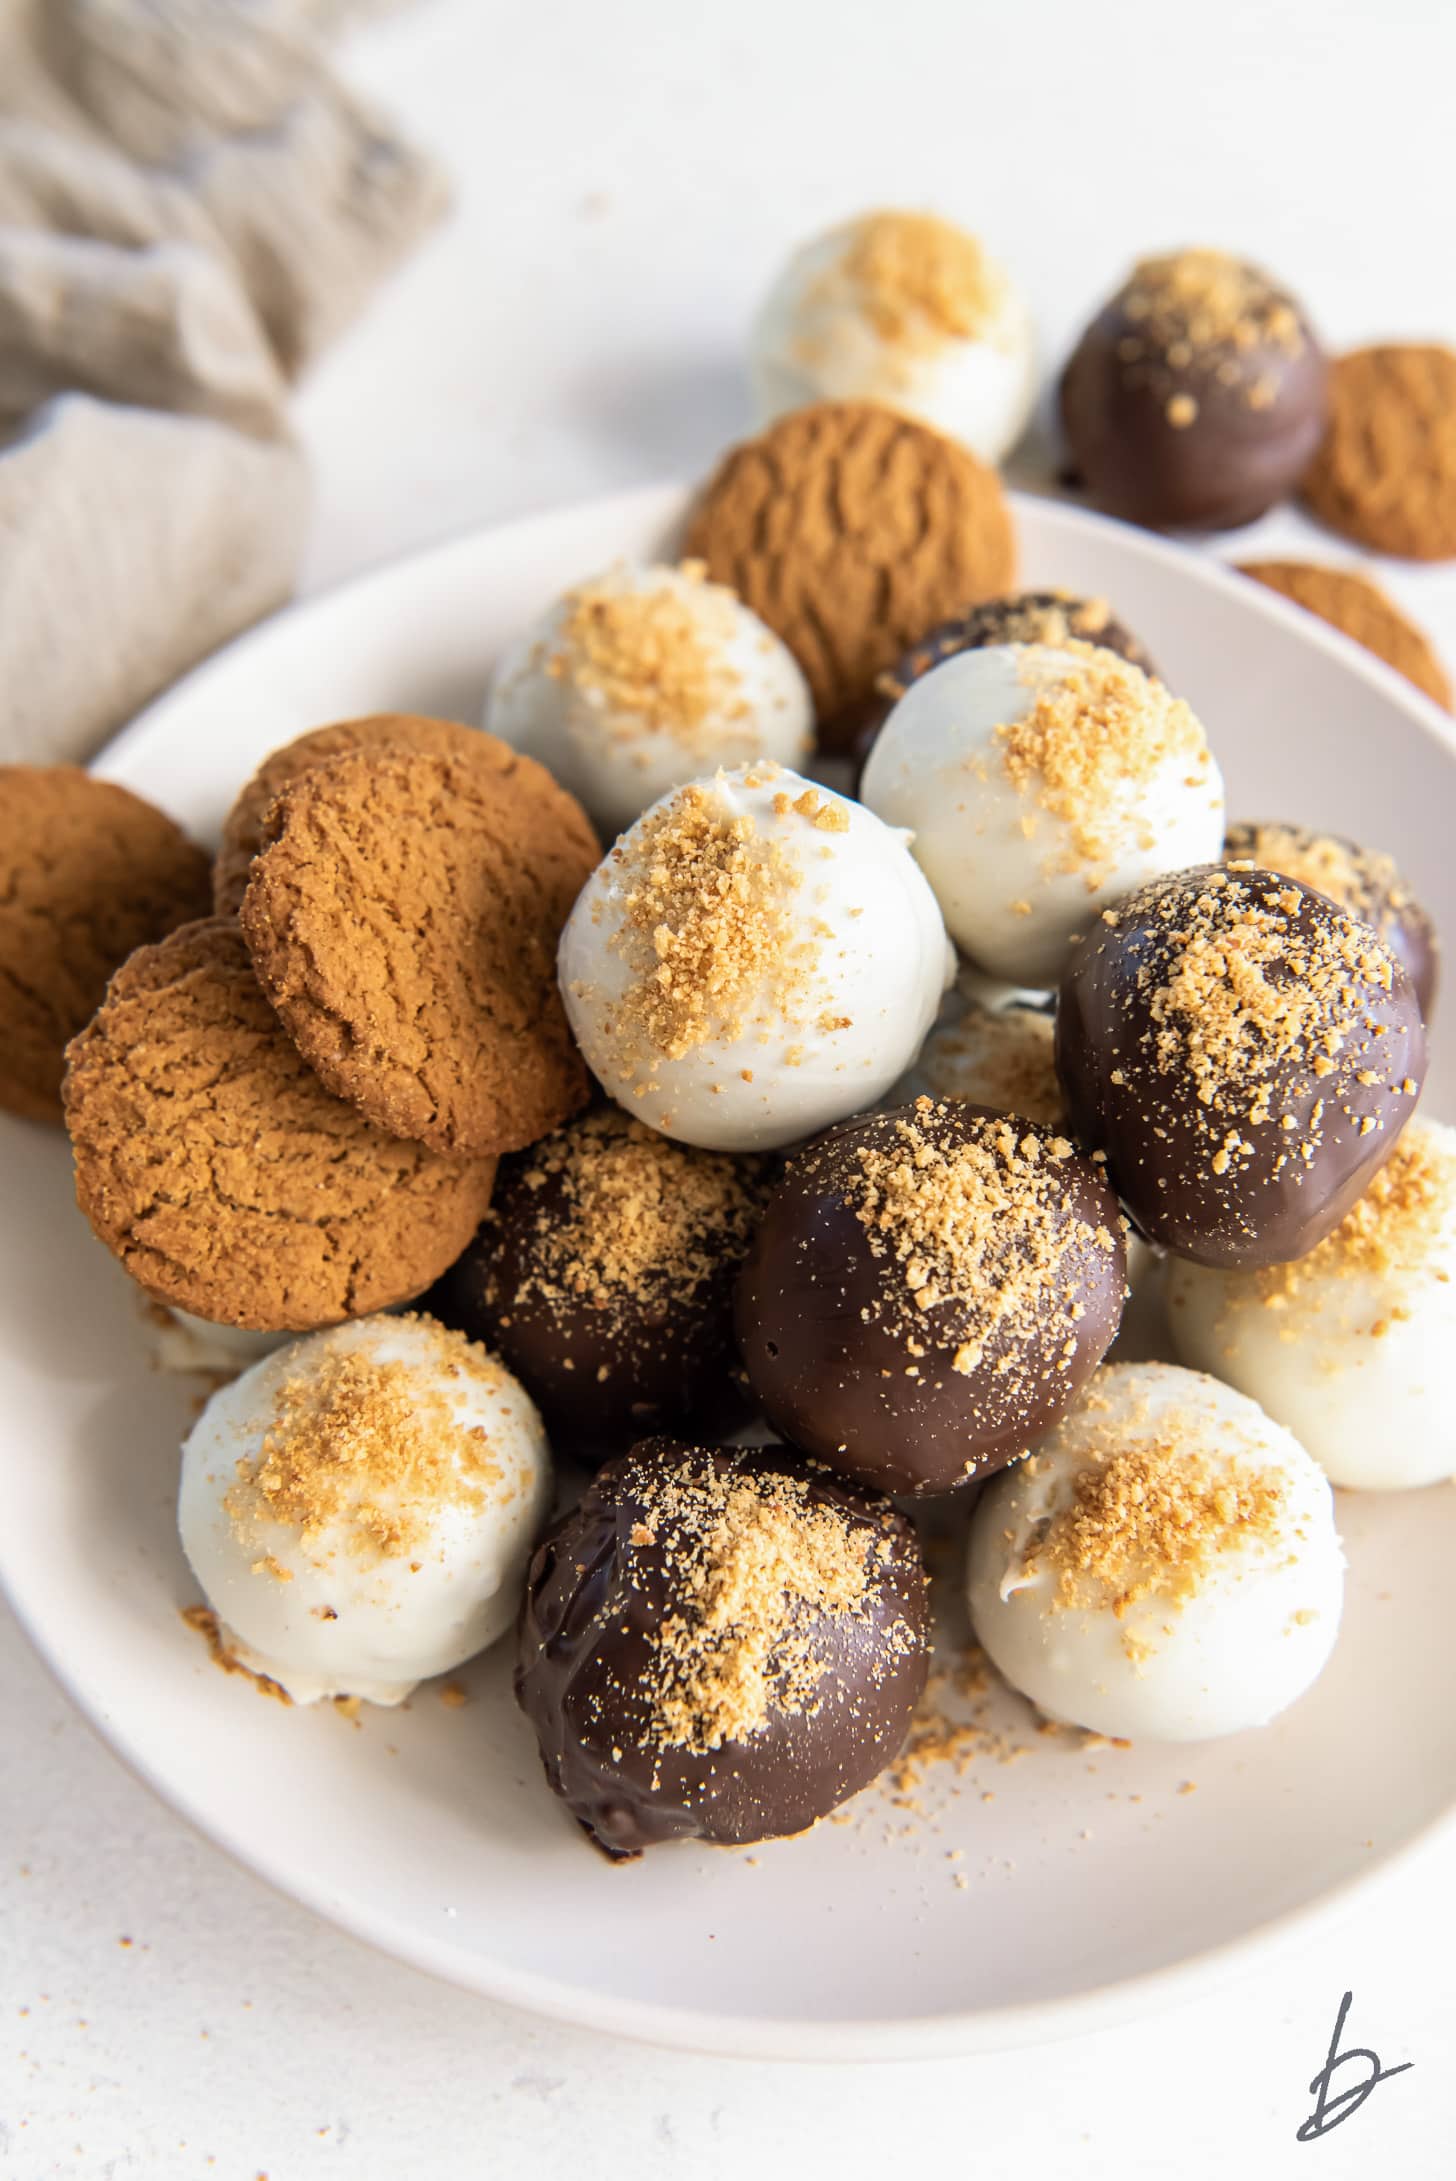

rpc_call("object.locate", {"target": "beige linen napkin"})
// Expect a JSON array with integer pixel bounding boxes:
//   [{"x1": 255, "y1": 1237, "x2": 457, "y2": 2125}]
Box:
[{"x1": 0, "y1": 0, "x2": 448, "y2": 765}]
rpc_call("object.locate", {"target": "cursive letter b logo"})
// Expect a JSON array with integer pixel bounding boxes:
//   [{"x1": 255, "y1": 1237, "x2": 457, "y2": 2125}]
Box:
[{"x1": 1296, "y1": 1990, "x2": 1412, "y2": 2142}]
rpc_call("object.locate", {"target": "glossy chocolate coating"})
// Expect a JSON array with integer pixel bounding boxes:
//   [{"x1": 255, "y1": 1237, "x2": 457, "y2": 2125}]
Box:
[
  {"x1": 514, "y1": 1438, "x2": 930, "y2": 1857},
  {"x1": 850, "y1": 591, "x2": 1158, "y2": 780},
  {"x1": 734, "y1": 1101, "x2": 1128, "y2": 1496},
  {"x1": 1224, "y1": 820, "x2": 1439, "y2": 1023},
  {"x1": 1059, "y1": 257, "x2": 1327, "y2": 531},
  {"x1": 1056, "y1": 864, "x2": 1427, "y2": 1269},
  {"x1": 431, "y1": 1108, "x2": 771, "y2": 1464}
]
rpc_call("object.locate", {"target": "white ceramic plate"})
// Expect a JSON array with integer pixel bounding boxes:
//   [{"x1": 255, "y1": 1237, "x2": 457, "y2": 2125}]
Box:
[{"x1": 5, "y1": 485, "x2": 1456, "y2": 2061}]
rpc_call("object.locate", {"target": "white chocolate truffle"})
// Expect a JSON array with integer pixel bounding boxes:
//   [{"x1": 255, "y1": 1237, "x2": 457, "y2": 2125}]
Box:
[
  {"x1": 860, "y1": 644, "x2": 1225, "y2": 986},
  {"x1": 966, "y1": 1362, "x2": 1343, "y2": 1741},
  {"x1": 178, "y1": 1315, "x2": 552, "y2": 1705},
  {"x1": 750, "y1": 210, "x2": 1036, "y2": 464},
  {"x1": 558, "y1": 762, "x2": 954, "y2": 1152},
  {"x1": 1167, "y1": 1118, "x2": 1456, "y2": 1491},
  {"x1": 484, "y1": 561, "x2": 812, "y2": 837}
]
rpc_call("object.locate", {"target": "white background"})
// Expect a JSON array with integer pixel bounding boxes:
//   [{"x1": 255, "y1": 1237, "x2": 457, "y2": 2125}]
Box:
[{"x1": 6, "y1": 0, "x2": 1456, "y2": 2172}]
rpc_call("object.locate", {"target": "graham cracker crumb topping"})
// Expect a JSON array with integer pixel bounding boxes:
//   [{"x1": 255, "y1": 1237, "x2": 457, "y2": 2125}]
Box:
[
  {"x1": 547, "y1": 564, "x2": 748, "y2": 743},
  {"x1": 630, "y1": 1453, "x2": 910, "y2": 1754},
  {"x1": 487, "y1": 1107, "x2": 769, "y2": 1323},
  {"x1": 993, "y1": 646, "x2": 1211, "y2": 886},
  {"x1": 1122, "y1": 250, "x2": 1304, "y2": 369},
  {"x1": 1249, "y1": 1121, "x2": 1454, "y2": 1309},
  {"x1": 600, "y1": 774, "x2": 827, "y2": 1061},
  {"x1": 839, "y1": 210, "x2": 1003, "y2": 352},
  {"x1": 1142, "y1": 868, "x2": 1396, "y2": 1139},
  {"x1": 1027, "y1": 1406, "x2": 1290, "y2": 1619},
  {"x1": 824, "y1": 1099, "x2": 1119, "y2": 1385},
  {"x1": 1224, "y1": 822, "x2": 1417, "y2": 946},
  {"x1": 224, "y1": 1320, "x2": 506, "y2": 1566},
  {"x1": 1088, "y1": 865, "x2": 1417, "y2": 1198}
]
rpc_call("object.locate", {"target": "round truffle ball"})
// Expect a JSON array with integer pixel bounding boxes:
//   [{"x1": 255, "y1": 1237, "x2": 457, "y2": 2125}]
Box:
[
  {"x1": 1056, "y1": 864, "x2": 1427, "y2": 1269},
  {"x1": 966, "y1": 1362, "x2": 1344, "y2": 1741},
  {"x1": 860, "y1": 643, "x2": 1224, "y2": 987},
  {"x1": 851, "y1": 590, "x2": 1157, "y2": 780},
  {"x1": 1167, "y1": 1118, "x2": 1456, "y2": 1491},
  {"x1": 484, "y1": 562, "x2": 813, "y2": 839},
  {"x1": 178, "y1": 1315, "x2": 553, "y2": 1705},
  {"x1": 514, "y1": 1438, "x2": 930, "y2": 1856},
  {"x1": 432, "y1": 1108, "x2": 773, "y2": 1461},
  {"x1": 558, "y1": 763, "x2": 953, "y2": 1153},
  {"x1": 735, "y1": 1099, "x2": 1128, "y2": 1496},
  {"x1": 1224, "y1": 820, "x2": 1438, "y2": 1022},
  {"x1": 1059, "y1": 249, "x2": 1327, "y2": 531},
  {"x1": 749, "y1": 209, "x2": 1036, "y2": 464}
]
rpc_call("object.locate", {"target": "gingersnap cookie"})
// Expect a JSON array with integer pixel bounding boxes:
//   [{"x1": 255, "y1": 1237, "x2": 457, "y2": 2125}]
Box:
[
  {"x1": 683, "y1": 401, "x2": 1015, "y2": 746},
  {"x1": 241, "y1": 742, "x2": 598, "y2": 1155},
  {"x1": 63, "y1": 917, "x2": 497, "y2": 1331},
  {"x1": 0, "y1": 766, "x2": 212, "y2": 1125},
  {"x1": 1239, "y1": 560, "x2": 1451, "y2": 709},
  {"x1": 1300, "y1": 345, "x2": 1456, "y2": 560},
  {"x1": 213, "y1": 713, "x2": 486, "y2": 914}
]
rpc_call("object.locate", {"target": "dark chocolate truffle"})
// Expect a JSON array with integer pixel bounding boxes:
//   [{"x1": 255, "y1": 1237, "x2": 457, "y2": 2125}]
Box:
[
  {"x1": 432, "y1": 1108, "x2": 773, "y2": 1461},
  {"x1": 851, "y1": 590, "x2": 1158, "y2": 779},
  {"x1": 1056, "y1": 863, "x2": 1427, "y2": 1269},
  {"x1": 735, "y1": 1100, "x2": 1128, "y2": 1496},
  {"x1": 1223, "y1": 821, "x2": 1439, "y2": 1023},
  {"x1": 1059, "y1": 250, "x2": 1327, "y2": 531},
  {"x1": 515, "y1": 1438, "x2": 930, "y2": 1856}
]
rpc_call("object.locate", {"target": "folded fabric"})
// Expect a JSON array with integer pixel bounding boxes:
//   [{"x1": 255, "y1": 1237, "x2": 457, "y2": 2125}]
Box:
[
  {"x1": 2, "y1": 394, "x2": 308, "y2": 766},
  {"x1": 0, "y1": 0, "x2": 448, "y2": 767}
]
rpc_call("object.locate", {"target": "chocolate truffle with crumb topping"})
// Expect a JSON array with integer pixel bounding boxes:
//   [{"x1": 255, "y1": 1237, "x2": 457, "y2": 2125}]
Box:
[
  {"x1": 1060, "y1": 250, "x2": 1327, "y2": 530},
  {"x1": 515, "y1": 1438, "x2": 929, "y2": 1856},
  {"x1": 1224, "y1": 820, "x2": 1438, "y2": 1021},
  {"x1": 433, "y1": 1108, "x2": 773, "y2": 1460},
  {"x1": 1056, "y1": 863, "x2": 1426, "y2": 1268},
  {"x1": 852, "y1": 590, "x2": 1157, "y2": 778},
  {"x1": 735, "y1": 1099, "x2": 1128, "y2": 1495}
]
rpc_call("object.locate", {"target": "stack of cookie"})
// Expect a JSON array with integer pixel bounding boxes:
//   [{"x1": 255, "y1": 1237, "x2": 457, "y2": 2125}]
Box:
[{"x1": 5, "y1": 715, "x2": 599, "y2": 1337}]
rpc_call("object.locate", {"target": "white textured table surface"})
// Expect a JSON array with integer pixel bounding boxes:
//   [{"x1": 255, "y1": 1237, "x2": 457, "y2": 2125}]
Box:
[{"x1": 6, "y1": 0, "x2": 1456, "y2": 2173}]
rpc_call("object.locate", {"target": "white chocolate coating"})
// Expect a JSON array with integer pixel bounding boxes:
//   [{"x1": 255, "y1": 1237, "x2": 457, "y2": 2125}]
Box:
[
  {"x1": 484, "y1": 561, "x2": 812, "y2": 837},
  {"x1": 1167, "y1": 1117, "x2": 1456, "y2": 1491},
  {"x1": 749, "y1": 214, "x2": 1036, "y2": 464},
  {"x1": 966, "y1": 1363, "x2": 1343, "y2": 1741},
  {"x1": 178, "y1": 1316, "x2": 552, "y2": 1705},
  {"x1": 860, "y1": 644, "x2": 1225, "y2": 986},
  {"x1": 559, "y1": 763, "x2": 954, "y2": 1152}
]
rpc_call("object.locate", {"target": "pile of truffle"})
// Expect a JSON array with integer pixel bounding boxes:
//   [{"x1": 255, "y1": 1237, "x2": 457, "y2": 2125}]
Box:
[{"x1": 3, "y1": 209, "x2": 1452, "y2": 1868}]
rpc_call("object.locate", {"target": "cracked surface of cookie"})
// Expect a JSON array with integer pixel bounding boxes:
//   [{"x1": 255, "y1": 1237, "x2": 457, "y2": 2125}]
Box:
[
  {"x1": 213, "y1": 713, "x2": 489, "y2": 915},
  {"x1": 684, "y1": 401, "x2": 1015, "y2": 742},
  {"x1": 63, "y1": 918, "x2": 497, "y2": 1330},
  {"x1": 0, "y1": 766, "x2": 212, "y2": 1124},
  {"x1": 241, "y1": 743, "x2": 598, "y2": 1155}
]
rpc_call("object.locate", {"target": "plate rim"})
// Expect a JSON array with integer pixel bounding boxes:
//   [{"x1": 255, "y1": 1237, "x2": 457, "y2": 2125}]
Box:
[{"x1": 7, "y1": 479, "x2": 1456, "y2": 2061}]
